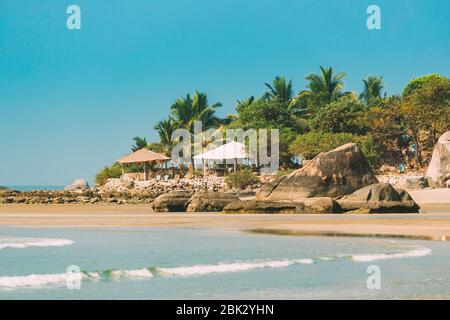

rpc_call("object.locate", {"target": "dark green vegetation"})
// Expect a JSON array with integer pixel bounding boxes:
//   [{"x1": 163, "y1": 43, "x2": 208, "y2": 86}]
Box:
[{"x1": 96, "y1": 67, "x2": 449, "y2": 185}]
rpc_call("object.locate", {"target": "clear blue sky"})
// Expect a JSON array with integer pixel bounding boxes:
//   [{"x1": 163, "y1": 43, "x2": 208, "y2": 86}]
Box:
[{"x1": 0, "y1": 0, "x2": 449, "y2": 185}]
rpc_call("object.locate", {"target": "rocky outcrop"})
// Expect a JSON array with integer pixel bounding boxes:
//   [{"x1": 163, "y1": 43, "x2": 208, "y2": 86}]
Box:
[
  {"x1": 152, "y1": 191, "x2": 194, "y2": 212},
  {"x1": 258, "y1": 143, "x2": 378, "y2": 201},
  {"x1": 223, "y1": 200, "x2": 298, "y2": 214},
  {"x1": 0, "y1": 190, "x2": 153, "y2": 205},
  {"x1": 64, "y1": 179, "x2": 89, "y2": 191},
  {"x1": 97, "y1": 176, "x2": 227, "y2": 197},
  {"x1": 337, "y1": 183, "x2": 420, "y2": 213},
  {"x1": 186, "y1": 192, "x2": 239, "y2": 212},
  {"x1": 223, "y1": 197, "x2": 341, "y2": 214},
  {"x1": 426, "y1": 131, "x2": 450, "y2": 188}
]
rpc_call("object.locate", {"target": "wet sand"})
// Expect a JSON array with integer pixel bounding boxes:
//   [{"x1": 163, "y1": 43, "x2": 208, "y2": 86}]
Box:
[{"x1": 0, "y1": 201, "x2": 449, "y2": 241}]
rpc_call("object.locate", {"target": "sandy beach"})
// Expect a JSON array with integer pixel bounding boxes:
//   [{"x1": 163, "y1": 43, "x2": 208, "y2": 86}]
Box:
[{"x1": 0, "y1": 189, "x2": 449, "y2": 241}]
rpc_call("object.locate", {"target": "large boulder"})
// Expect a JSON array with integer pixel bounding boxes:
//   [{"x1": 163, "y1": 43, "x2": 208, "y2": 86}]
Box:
[
  {"x1": 64, "y1": 179, "x2": 89, "y2": 191},
  {"x1": 222, "y1": 197, "x2": 341, "y2": 214},
  {"x1": 152, "y1": 191, "x2": 193, "y2": 212},
  {"x1": 426, "y1": 131, "x2": 450, "y2": 188},
  {"x1": 337, "y1": 183, "x2": 420, "y2": 213},
  {"x1": 258, "y1": 143, "x2": 378, "y2": 201},
  {"x1": 186, "y1": 192, "x2": 239, "y2": 212}
]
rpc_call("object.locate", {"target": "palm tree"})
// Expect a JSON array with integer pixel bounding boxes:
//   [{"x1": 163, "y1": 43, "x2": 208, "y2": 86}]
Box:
[
  {"x1": 298, "y1": 66, "x2": 347, "y2": 109},
  {"x1": 154, "y1": 118, "x2": 177, "y2": 156},
  {"x1": 170, "y1": 91, "x2": 223, "y2": 169},
  {"x1": 360, "y1": 76, "x2": 384, "y2": 105},
  {"x1": 131, "y1": 136, "x2": 148, "y2": 152},
  {"x1": 263, "y1": 77, "x2": 295, "y2": 107}
]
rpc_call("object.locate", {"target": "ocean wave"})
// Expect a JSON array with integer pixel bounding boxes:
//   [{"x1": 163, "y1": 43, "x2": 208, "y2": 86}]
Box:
[
  {"x1": 0, "y1": 258, "x2": 313, "y2": 289},
  {"x1": 158, "y1": 258, "x2": 313, "y2": 277},
  {"x1": 0, "y1": 245, "x2": 432, "y2": 290},
  {"x1": 0, "y1": 237, "x2": 74, "y2": 250},
  {"x1": 351, "y1": 246, "x2": 432, "y2": 262}
]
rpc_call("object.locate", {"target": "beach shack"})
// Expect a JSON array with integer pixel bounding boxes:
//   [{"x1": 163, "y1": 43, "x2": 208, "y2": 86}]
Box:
[{"x1": 117, "y1": 148, "x2": 170, "y2": 181}]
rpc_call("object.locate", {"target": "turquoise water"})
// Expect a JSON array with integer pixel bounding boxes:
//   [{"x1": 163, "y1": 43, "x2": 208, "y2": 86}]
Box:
[{"x1": 0, "y1": 227, "x2": 449, "y2": 300}]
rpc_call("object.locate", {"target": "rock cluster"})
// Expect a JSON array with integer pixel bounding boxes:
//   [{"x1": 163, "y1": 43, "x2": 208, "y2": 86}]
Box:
[
  {"x1": 258, "y1": 143, "x2": 379, "y2": 201},
  {"x1": 0, "y1": 190, "x2": 153, "y2": 205},
  {"x1": 97, "y1": 175, "x2": 227, "y2": 196}
]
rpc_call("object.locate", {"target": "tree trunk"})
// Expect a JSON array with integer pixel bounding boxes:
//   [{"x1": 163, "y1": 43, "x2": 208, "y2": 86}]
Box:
[{"x1": 412, "y1": 130, "x2": 421, "y2": 168}]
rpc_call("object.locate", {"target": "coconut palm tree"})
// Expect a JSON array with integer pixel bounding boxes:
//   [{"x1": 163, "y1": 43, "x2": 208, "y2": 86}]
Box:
[
  {"x1": 154, "y1": 118, "x2": 177, "y2": 156},
  {"x1": 263, "y1": 77, "x2": 295, "y2": 106},
  {"x1": 360, "y1": 76, "x2": 384, "y2": 105},
  {"x1": 170, "y1": 91, "x2": 223, "y2": 169},
  {"x1": 131, "y1": 136, "x2": 148, "y2": 152},
  {"x1": 297, "y1": 66, "x2": 347, "y2": 110}
]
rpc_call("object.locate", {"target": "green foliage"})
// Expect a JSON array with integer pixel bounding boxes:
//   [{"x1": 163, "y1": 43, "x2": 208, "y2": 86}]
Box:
[
  {"x1": 228, "y1": 98, "x2": 309, "y2": 166},
  {"x1": 402, "y1": 74, "x2": 447, "y2": 97},
  {"x1": 298, "y1": 66, "x2": 348, "y2": 110},
  {"x1": 312, "y1": 96, "x2": 369, "y2": 135},
  {"x1": 95, "y1": 163, "x2": 123, "y2": 186},
  {"x1": 360, "y1": 76, "x2": 384, "y2": 106},
  {"x1": 131, "y1": 137, "x2": 148, "y2": 152},
  {"x1": 289, "y1": 131, "x2": 380, "y2": 166},
  {"x1": 225, "y1": 168, "x2": 260, "y2": 190}
]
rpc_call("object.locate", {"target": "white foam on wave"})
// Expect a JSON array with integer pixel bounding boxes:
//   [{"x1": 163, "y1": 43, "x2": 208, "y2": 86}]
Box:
[
  {"x1": 158, "y1": 258, "x2": 313, "y2": 277},
  {"x1": 0, "y1": 237, "x2": 74, "y2": 250},
  {"x1": 0, "y1": 272, "x2": 75, "y2": 289},
  {"x1": 351, "y1": 246, "x2": 432, "y2": 262},
  {"x1": 111, "y1": 268, "x2": 154, "y2": 278}
]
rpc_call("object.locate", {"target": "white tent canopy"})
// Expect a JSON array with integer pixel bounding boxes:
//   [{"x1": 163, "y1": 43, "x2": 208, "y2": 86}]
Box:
[{"x1": 193, "y1": 141, "x2": 247, "y2": 160}]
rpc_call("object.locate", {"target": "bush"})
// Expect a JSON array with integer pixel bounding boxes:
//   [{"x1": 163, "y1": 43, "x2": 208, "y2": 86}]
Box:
[
  {"x1": 95, "y1": 163, "x2": 123, "y2": 186},
  {"x1": 225, "y1": 168, "x2": 259, "y2": 190},
  {"x1": 312, "y1": 97, "x2": 369, "y2": 135},
  {"x1": 289, "y1": 131, "x2": 380, "y2": 166}
]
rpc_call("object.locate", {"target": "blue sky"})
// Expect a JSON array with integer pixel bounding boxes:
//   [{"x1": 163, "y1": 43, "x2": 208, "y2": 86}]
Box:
[{"x1": 0, "y1": 0, "x2": 449, "y2": 185}]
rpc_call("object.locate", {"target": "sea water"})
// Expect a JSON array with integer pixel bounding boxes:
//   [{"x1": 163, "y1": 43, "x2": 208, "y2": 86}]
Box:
[{"x1": 0, "y1": 227, "x2": 449, "y2": 299}]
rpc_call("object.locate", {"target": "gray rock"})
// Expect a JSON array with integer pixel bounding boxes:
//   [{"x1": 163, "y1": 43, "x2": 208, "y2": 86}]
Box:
[
  {"x1": 337, "y1": 183, "x2": 420, "y2": 213},
  {"x1": 258, "y1": 143, "x2": 378, "y2": 201},
  {"x1": 426, "y1": 131, "x2": 450, "y2": 188},
  {"x1": 404, "y1": 176, "x2": 429, "y2": 189},
  {"x1": 186, "y1": 192, "x2": 239, "y2": 212},
  {"x1": 152, "y1": 191, "x2": 194, "y2": 212},
  {"x1": 64, "y1": 179, "x2": 89, "y2": 191},
  {"x1": 222, "y1": 197, "x2": 341, "y2": 214}
]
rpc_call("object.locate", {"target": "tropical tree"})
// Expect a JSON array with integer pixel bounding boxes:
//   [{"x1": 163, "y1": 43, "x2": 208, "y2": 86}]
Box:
[
  {"x1": 154, "y1": 118, "x2": 177, "y2": 155},
  {"x1": 170, "y1": 91, "x2": 223, "y2": 168},
  {"x1": 298, "y1": 66, "x2": 347, "y2": 110},
  {"x1": 263, "y1": 77, "x2": 295, "y2": 105},
  {"x1": 360, "y1": 76, "x2": 384, "y2": 106},
  {"x1": 131, "y1": 136, "x2": 148, "y2": 152}
]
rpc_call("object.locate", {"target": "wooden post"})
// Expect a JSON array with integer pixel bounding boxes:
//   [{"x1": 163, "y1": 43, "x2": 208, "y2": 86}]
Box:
[
  {"x1": 233, "y1": 158, "x2": 237, "y2": 172},
  {"x1": 144, "y1": 162, "x2": 147, "y2": 181}
]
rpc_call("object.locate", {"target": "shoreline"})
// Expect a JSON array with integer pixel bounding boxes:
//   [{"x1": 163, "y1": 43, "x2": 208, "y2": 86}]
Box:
[{"x1": 0, "y1": 202, "x2": 449, "y2": 241}]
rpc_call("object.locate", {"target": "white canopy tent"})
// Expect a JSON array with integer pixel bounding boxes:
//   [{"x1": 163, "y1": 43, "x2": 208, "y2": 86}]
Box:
[{"x1": 193, "y1": 141, "x2": 249, "y2": 173}]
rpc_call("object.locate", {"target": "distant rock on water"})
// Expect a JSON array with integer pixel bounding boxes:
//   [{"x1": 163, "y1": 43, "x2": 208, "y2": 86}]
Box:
[
  {"x1": 0, "y1": 186, "x2": 11, "y2": 193},
  {"x1": 64, "y1": 179, "x2": 89, "y2": 191},
  {"x1": 258, "y1": 143, "x2": 379, "y2": 201},
  {"x1": 427, "y1": 131, "x2": 450, "y2": 188}
]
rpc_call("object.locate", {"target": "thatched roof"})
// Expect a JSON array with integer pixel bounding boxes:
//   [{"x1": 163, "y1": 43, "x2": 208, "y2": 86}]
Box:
[{"x1": 117, "y1": 148, "x2": 170, "y2": 164}]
